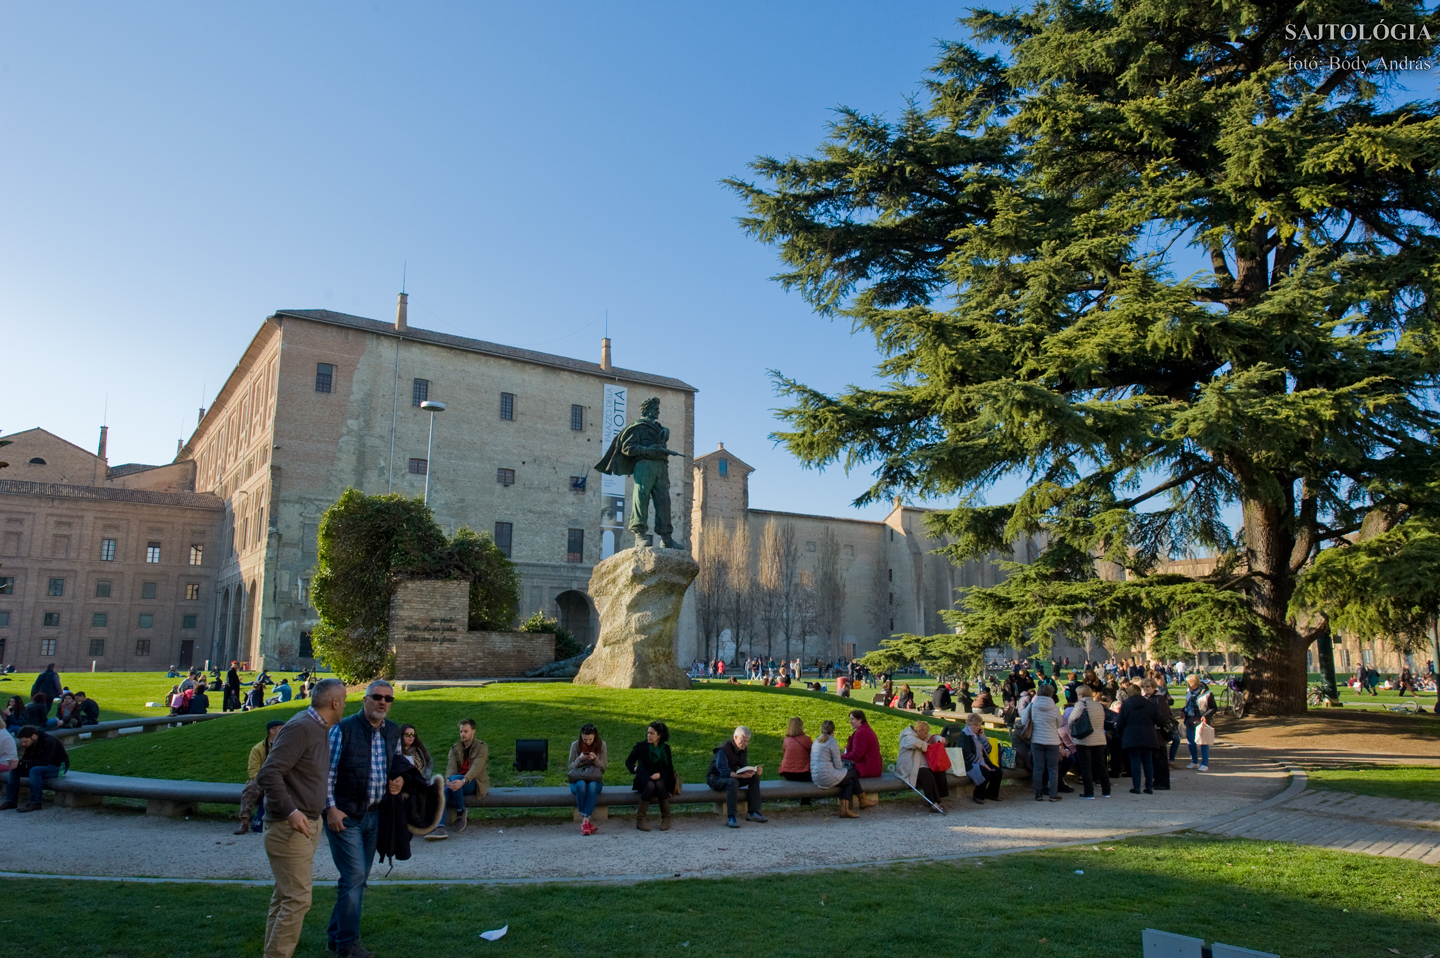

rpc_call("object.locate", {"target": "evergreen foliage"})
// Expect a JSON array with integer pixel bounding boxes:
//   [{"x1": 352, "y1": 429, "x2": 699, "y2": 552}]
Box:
[
  {"x1": 517, "y1": 610, "x2": 583, "y2": 661},
  {"x1": 310, "y1": 489, "x2": 520, "y2": 683},
  {"x1": 730, "y1": 0, "x2": 1440, "y2": 713}
]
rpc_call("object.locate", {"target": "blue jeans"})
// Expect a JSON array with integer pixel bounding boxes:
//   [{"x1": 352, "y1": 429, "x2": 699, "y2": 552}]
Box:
[
  {"x1": 6, "y1": 764, "x2": 61, "y2": 805},
  {"x1": 446, "y1": 775, "x2": 477, "y2": 814},
  {"x1": 1197, "y1": 743, "x2": 1210, "y2": 765},
  {"x1": 325, "y1": 809, "x2": 379, "y2": 949},
  {"x1": 570, "y1": 779, "x2": 602, "y2": 817},
  {"x1": 1185, "y1": 722, "x2": 1199, "y2": 762}
]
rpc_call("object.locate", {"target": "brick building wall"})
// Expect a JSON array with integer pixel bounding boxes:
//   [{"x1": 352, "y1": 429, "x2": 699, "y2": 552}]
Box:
[{"x1": 390, "y1": 579, "x2": 554, "y2": 679}]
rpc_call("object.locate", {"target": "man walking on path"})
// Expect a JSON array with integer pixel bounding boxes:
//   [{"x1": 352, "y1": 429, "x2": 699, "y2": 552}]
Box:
[
  {"x1": 257, "y1": 677, "x2": 346, "y2": 958},
  {"x1": 324, "y1": 680, "x2": 403, "y2": 958}
]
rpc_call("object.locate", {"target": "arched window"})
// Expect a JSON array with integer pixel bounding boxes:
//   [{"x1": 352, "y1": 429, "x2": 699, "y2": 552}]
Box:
[{"x1": 28, "y1": 457, "x2": 46, "y2": 465}]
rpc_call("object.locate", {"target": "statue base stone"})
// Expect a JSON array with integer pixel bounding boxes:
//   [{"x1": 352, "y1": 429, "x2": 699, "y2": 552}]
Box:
[{"x1": 572, "y1": 546, "x2": 696, "y2": 690}]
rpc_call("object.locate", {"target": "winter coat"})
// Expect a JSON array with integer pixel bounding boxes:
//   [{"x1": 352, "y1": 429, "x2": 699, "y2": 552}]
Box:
[
  {"x1": 377, "y1": 756, "x2": 445, "y2": 865},
  {"x1": 1021, "y1": 695, "x2": 1063, "y2": 746},
  {"x1": 809, "y1": 735, "x2": 847, "y2": 788},
  {"x1": 1115, "y1": 693, "x2": 1161, "y2": 750},
  {"x1": 895, "y1": 726, "x2": 931, "y2": 787}
]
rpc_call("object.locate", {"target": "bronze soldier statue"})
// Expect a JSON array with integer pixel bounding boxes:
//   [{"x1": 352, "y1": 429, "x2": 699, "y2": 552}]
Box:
[{"x1": 595, "y1": 397, "x2": 684, "y2": 549}]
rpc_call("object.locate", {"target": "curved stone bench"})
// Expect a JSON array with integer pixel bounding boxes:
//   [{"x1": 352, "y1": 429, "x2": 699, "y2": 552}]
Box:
[{"x1": 51, "y1": 713, "x2": 233, "y2": 742}]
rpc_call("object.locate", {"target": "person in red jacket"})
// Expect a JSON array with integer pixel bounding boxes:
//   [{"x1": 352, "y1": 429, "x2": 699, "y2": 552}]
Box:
[{"x1": 841, "y1": 710, "x2": 881, "y2": 778}]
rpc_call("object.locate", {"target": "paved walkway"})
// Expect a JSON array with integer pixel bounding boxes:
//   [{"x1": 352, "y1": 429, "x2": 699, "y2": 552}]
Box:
[{"x1": 1197, "y1": 788, "x2": 1440, "y2": 864}]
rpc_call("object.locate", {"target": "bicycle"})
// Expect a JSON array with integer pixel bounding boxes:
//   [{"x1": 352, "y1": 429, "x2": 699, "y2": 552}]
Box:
[
  {"x1": 1225, "y1": 677, "x2": 1247, "y2": 718},
  {"x1": 1307, "y1": 683, "x2": 1327, "y2": 707}
]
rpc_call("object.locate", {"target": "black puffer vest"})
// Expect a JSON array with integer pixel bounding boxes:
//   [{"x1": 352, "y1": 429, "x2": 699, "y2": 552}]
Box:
[{"x1": 332, "y1": 713, "x2": 402, "y2": 819}]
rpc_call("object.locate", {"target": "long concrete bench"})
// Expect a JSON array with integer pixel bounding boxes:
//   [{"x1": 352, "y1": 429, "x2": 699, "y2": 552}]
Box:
[{"x1": 50, "y1": 712, "x2": 232, "y2": 742}]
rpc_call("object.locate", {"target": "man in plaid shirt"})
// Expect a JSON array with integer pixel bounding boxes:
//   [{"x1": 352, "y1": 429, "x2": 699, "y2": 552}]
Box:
[{"x1": 323, "y1": 679, "x2": 403, "y2": 958}]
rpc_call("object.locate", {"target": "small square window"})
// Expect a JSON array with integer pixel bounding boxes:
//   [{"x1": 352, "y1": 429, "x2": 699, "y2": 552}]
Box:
[
  {"x1": 182, "y1": 614, "x2": 198, "y2": 629},
  {"x1": 844, "y1": 544, "x2": 854, "y2": 557},
  {"x1": 569, "y1": 475, "x2": 587, "y2": 492},
  {"x1": 494, "y1": 522, "x2": 512, "y2": 557},
  {"x1": 96, "y1": 580, "x2": 112, "y2": 598},
  {"x1": 40, "y1": 638, "x2": 56, "y2": 656},
  {"x1": 566, "y1": 528, "x2": 585, "y2": 563},
  {"x1": 47, "y1": 577, "x2": 65, "y2": 596},
  {"x1": 146, "y1": 541, "x2": 161, "y2": 563},
  {"x1": 0, "y1": 577, "x2": 12, "y2": 595},
  {"x1": 100, "y1": 538, "x2": 116, "y2": 561},
  {"x1": 806, "y1": 541, "x2": 816, "y2": 553},
  {"x1": 134, "y1": 639, "x2": 151, "y2": 656},
  {"x1": 185, "y1": 583, "x2": 200, "y2": 600},
  {"x1": 138, "y1": 613, "x2": 154, "y2": 628},
  {"x1": 570, "y1": 404, "x2": 584, "y2": 431},
  {"x1": 0, "y1": 610, "x2": 10, "y2": 627},
  {"x1": 189, "y1": 544, "x2": 203, "y2": 566},
  {"x1": 499, "y1": 392, "x2": 515, "y2": 421},
  {"x1": 408, "y1": 458, "x2": 428, "y2": 475},
  {"x1": 315, "y1": 363, "x2": 334, "y2": 393},
  {"x1": 718, "y1": 458, "x2": 728, "y2": 476},
  {"x1": 497, "y1": 468, "x2": 515, "y2": 486},
  {"x1": 89, "y1": 638, "x2": 105, "y2": 657},
  {"x1": 92, "y1": 612, "x2": 108, "y2": 628},
  {"x1": 141, "y1": 581, "x2": 158, "y2": 600},
  {"x1": 412, "y1": 379, "x2": 430, "y2": 406},
  {"x1": 43, "y1": 612, "x2": 61, "y2": 627}
]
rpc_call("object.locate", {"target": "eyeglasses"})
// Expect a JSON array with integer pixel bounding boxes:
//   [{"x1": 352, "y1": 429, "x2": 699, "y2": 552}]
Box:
[{"x1": 369, "y1": 693, "x2": 395, "y2": 703}]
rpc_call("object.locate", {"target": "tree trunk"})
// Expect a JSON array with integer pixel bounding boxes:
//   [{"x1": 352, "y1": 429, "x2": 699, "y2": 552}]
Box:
[
  {"x1": 1243, "y1": 630, "x2": 1311, "y2": 715},
  {"x1": 1314, "y1": 626, "x2": 1341, "y2": 706},
  {"x1": 1240, "y1": 494, "x2": 1311, "y2": 715}
]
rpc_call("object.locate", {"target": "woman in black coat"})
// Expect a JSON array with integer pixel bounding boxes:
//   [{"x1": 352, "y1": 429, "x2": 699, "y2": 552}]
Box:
[
  {"x1": 624, "y1": 721, "x2": 677, "y2": 831},
  {"x1": 1114, "y1": 681, "x2": 1160, "y2": 794}
]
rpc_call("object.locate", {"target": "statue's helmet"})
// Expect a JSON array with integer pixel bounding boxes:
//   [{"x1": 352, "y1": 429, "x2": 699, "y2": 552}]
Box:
[{"x1": 640, "y1": 397, "x2": 660, "y2": 417}]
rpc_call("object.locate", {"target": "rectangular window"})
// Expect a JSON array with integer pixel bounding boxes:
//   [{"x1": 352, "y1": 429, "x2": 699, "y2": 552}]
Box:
[
  {"x1": 567, "y1": 528, "x2": 584, "y2": 563},
  {"x1": 96, "y1": 580, "x2": 112, "y2": 598},
  {"x1": 146, "y1": 542, "x2": 161, "y2": 563},
  {"x1": 570, "y1": 404, "x2": 584, "y2": 431},
  {"x1": 569, "y1": 475, "x2": 586, "y2": 492},
  {"x1": 182, "y1": 614, "x2": 198, "y2": 630},
  {"x1": 43, "y1": 612, "x2": 61, "y2": 627},
  {"x1": 315, "y1": 363, "x2": 334, "y2": 393},
  {"x1": 189, "y1": 544, "x2": 203, "y2": 566},
  {"x1": 499, "y1": 392, "x2": 515, "y2": 421},
  {"x1": 0, "y1": 577, "x2": 11, "y2": 595},
  {"x1": 888, "y1": 618, "x2": 894, "y2": 632},
  {"x1": 844, "y1": 544, "x2": 854, "y2": 557},
  {"x1": 47, "y1": 577, "x2": 65, "y2": 596},
  {"x1": 40, "y1": 638, "x2": 56, "y2": 656},
  {"x1": 408, "y1": 458, "x2": 428, "y2": 475},
  {"x1": 888, "y1": 568, "x2": 893, "y2": 582},
  {"x1": 888, "y1": 592, "x2": 894, "y2": 605},
  {"x1": 141, "y1": 581, "x2": 158, "y2": 600},
  {"x1": 494, "y1": 522, "x2": 512, "y2": 557},
  {"x1": 89, "y1": 638, "x2": 105, "y2": 657},
  {"x1": 138, "y1": 613, "x2": 154, "y2": 628},
  {"x1": 134, "y1": 639, "x2": 151, "y2": 656},
  {"x1": 412, "y1": 379, "x2": 430, "y2": 406},
  {"x1": 0, "y1": 611, "x2": 9, "y2": 627},
  {"x1": 806, "y1": 541, "x2": 816, "y2": 553},
  {"x1": 299, "y1": 631, "x2": 314, "y2": 658},
  {"x1": 497, "y1": 468, "x2": 515, "y2": 486},
  {"x1": 92, "y1": 612, "x2": 108, "y2": 628},
  {"x1": 185, "y1": 584, "x2": 200, "y2": 600},
  {"x1": 100, "y1": 538, "x2": 117, "y2": 561},
  {"x1": 718, "y1": 458, "x2": 728, "y2": 476}
]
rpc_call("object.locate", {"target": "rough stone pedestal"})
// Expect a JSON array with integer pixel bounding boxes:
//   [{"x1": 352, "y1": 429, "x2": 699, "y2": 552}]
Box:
[{"x1": 573, "y1": 546, "x2": 697, "y2": 690}]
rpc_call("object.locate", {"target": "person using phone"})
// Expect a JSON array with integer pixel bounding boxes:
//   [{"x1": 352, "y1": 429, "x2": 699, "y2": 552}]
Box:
[{"x1": 568, "y1": 722, "x2": 607, "y2": 835}]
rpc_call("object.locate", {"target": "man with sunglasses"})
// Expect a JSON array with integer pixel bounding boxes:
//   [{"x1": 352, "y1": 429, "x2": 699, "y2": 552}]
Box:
[{"x1": 323, "y1": 680, "x2": 403, "y2": 958}]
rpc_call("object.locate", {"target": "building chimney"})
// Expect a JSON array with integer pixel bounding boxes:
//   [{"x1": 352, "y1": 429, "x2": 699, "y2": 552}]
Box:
[
  {"x1": 600, "y1": 337, "x2": 612, "y2": 372},
  {"x1": 176, "y1": 438, "x2": 183, "y2": 458},
  {"x1": 198, "y1": 406, "x2": 207, "y2": 426},
  {"x1": 395, "y1": 292, "x2": 408, "y2": 331},
  {"x1": 97, "y1": 425, "x2": 108, "y2": 460},
  {"x1": 718, "y1": 442, "x2": 725, "y2": 450}
]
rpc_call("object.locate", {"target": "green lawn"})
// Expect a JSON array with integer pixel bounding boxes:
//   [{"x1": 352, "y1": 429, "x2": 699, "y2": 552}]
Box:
[
  {"x1": 1305, "y1": 765, "x2": 1440, "y2": 803},
  {"x1": 0, "y1": 669, "x2": 286, "y2": 721},
  {"x1": 68, "y1": 682, "x2": 982, "y2": 786},
  {"x1": 3, "y1": 835, "x2": 1436, "y2": 957}
]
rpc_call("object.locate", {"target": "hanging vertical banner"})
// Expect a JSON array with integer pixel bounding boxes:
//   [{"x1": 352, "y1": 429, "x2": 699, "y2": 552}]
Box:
[{"x1": 600, "y1": 384, "x2": 627, "y2": 558}]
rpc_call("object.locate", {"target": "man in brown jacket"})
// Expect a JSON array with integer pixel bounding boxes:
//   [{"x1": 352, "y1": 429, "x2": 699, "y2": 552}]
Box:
[
  {"x1": 257, "y1": 677, "x2": 346, "y2": 958},
  {"x1": 427, "y1": 718, "x2": 488, "y2": 840}
]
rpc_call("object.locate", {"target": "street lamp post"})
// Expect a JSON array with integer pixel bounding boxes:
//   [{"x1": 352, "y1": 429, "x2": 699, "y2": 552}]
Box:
[{"x1": 420, "y1": 400, "x2": 446, "y2": 505}]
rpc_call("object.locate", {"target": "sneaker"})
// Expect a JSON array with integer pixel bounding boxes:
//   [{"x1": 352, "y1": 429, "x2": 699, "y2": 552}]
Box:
[
  {"x1": 454, "y1": 812, "x2": 468, "y2": 832},
  {"x1": 746, "y1": 812, "x2": 769, "y2": 823},
  {"x1": 1143, "y1": 788, "x2": 1154, "y2": 794},
  {"x1": 1197, "y1": 764, "x2": 1208, "y2": 771},
  {"x1": 1080, "y1": 794, "x2": 1096, "y2": 800},
  {"x1": 1129, "y1": 788, "x2": 1142, "y2": 794},
  {"x1": 726, "y1": 816, "x2": 739, "y2": 828},
  {"x1": 1102, "y1": 793, "x2": 1112, "y2": 798},
  {"x1": 17, "y1": 803, "x2": 42, "y2": 813},
  {"x1": 1048, "y1": 795, "x2": 1062, "y2": 802},
  {"x1": 972, "y1": 797, "x2": 985, "y2": 805},
  {"x1": 0, "y1": 801, "x2": 16, "y2": 811},
  {"x1": 1035, "y1": 794, "x2": 1045, "y2": 801},
  {"x1": 426, "y1": 825, "x2": 449, "y2": 841},
  {"x1": 1185, "y1": 762, "x2": 1198, "y2": 769}
]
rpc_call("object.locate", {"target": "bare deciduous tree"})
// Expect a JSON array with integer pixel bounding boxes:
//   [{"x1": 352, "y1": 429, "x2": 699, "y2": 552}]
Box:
[
  {"x1": 723, "y1": 521, "x2": 755, "y2": 665},
  {"x1": 866, "y1": 550, "x2": 888, "y2": 645},
  {"x1": 815, "y1": 526, "x2": 847, "y2": 661},
  {"x1": 695, "y1": 522, "x2": 730, "y2": 665},
  {"x1": 757, "y1": 519, "x2": 786, "y2": 660}
]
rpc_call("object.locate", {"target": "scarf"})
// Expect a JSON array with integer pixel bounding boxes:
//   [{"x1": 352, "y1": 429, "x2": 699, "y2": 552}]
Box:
[{"x1": 647, "y1": 742, "x2": 667, "y2": 768}]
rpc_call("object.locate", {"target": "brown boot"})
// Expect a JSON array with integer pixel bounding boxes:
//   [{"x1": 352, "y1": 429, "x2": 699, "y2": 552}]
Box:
[
  {"x1": 838, "y1": 799, "x2": 860, "y2": 819},
  {"x1": 659, "y1": 798, "x2": 672, "y2": 831},
  {"x1": 636, "y1": 801, "x2": 651, "y2": 831},
  {"x1": 234, "y1": 820, "x2": 251, "y2": 835}
]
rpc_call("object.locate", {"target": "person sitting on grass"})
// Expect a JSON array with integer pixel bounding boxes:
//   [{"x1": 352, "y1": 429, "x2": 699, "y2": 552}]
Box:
[
  {"x1": 568, "y1": 722, "x2": 607, "y2": 835},
  {"x1": 266, "y1": 679, "x2": 293, "y2": 707},
  {"x1": 778, "y1": 717, "x2": 814, "y2": 804},
  {"x1": 74, "y1": 691, "x2": 99, "y2": 726},
  {"x1": 1, "y1": 725, "x2": 68, "y2": 812},
  {"x1": 809, "y1": 719, "x2": 862, "y2": 818},
  {"x1": 955, "y1": 681, "x2": 974, "y2": 713},
  {"x1": 187, "y1": 682, "x2": 210, "y2": 715},
  {"x1": 24, "y1": 694, "x2": 56, "y2": 730},
  {"x1": 237, "y1": 719, "x2": 287, "y2": 834},
  {"x1": 625, "y1": 721, "x2": 677, "y2": 832},
  {"x1": 430, "y1": 718, "x2": 488, "y2": 840},
  {"x1": 708, "y1": 725, "x2": 768, "y2": 829},
  {"x1": 55, "y1": 693, "x2": 83, "y2": 729},
  {"x1": 4, "y1": 696, "x2": 27, "y2": 732}
]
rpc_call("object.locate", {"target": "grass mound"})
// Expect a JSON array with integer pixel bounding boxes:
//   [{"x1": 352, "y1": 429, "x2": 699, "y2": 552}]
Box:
[
  {"x1": 1305, "y1": 764, "x2": 1440, "y2": 803},
  {"x1": 69, "y1": 682, "x2": 983, "y2": 786}
]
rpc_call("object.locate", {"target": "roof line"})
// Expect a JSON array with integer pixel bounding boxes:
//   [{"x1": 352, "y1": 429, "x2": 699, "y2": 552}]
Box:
[
  {"x1": 0, "y1": 480, "x2": 224, "y2": 510},
  {"x1": 0, "y1": 427, "x2": 104, "y2": 463}
]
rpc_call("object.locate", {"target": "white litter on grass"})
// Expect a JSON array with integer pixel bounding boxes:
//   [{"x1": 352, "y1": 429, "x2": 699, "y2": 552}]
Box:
[
  {"x1": 480, "y1": 926, "x2": 508, "y2": 941},
  {"x1": 1074, "y1": 870, "x2": 1084, "y2": 875}
]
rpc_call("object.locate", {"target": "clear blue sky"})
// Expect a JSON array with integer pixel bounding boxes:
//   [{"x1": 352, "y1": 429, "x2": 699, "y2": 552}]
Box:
[{"x1": 0, "y1": 0, "x2": 966, "y2": 521}]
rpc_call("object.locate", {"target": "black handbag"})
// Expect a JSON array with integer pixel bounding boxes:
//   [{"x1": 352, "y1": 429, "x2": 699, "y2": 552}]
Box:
[{"x1": 1071, "y1": 703, "x2": 1094, "y2": 739}]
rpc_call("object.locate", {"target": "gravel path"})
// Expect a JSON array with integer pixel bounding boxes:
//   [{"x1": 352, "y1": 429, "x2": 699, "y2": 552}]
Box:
[{"x1": 2, "y1": 743, "x2": 1285, "y2": 884}]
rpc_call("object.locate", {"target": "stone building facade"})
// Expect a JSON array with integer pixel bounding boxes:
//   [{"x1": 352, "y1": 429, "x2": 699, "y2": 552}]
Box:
[
  {"x1": 182, "y1": 302, "x2": 696, "y2": 671},
  {"x1": 0, "y1": 429, "x2": 223, "y2": 672}
]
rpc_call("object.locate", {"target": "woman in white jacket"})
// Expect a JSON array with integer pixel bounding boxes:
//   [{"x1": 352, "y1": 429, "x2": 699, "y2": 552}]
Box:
[
  {"x1": 1022, "y1": 684, "x2": 1065, "y2": 801},
  {"x1": 896, "y1": 720, "x2": 948, "y2": 811},
  {"x1": 809, "y1": 719, "x2": 863, "y2": 818}
]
